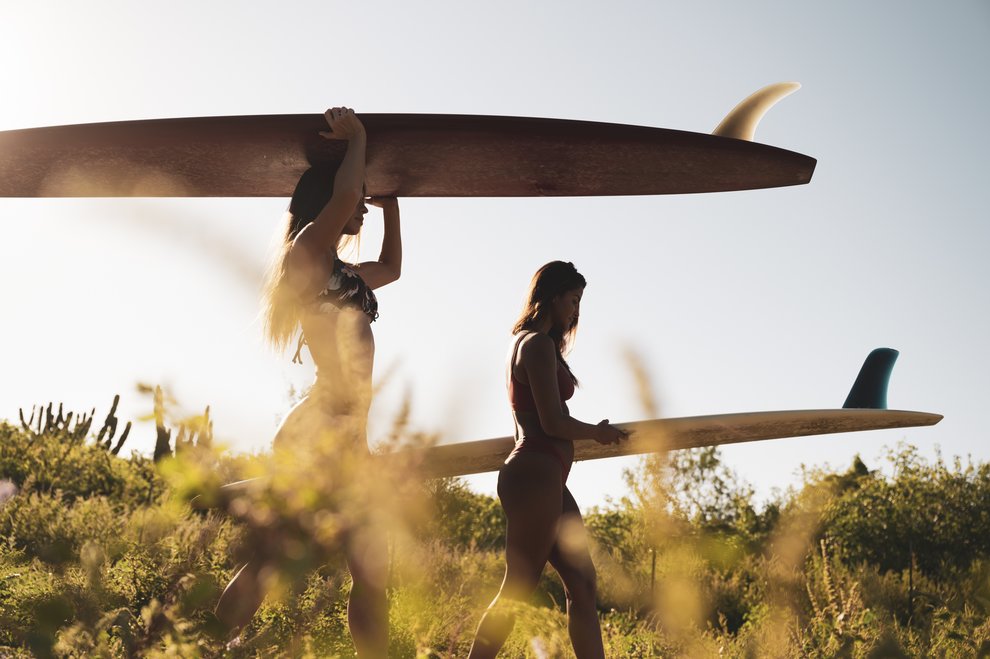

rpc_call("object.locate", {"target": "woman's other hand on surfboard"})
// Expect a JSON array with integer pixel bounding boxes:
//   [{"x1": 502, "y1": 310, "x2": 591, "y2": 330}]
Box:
[
  {"x1": 594, "y1": 420, "x2": 629, "y2": 445},
  {"x1": 366, "y1": 196, "x2": 398, "y2": 210},
  {"x1": 320, "y1": 106, "x2": 365, "y2": 140}
]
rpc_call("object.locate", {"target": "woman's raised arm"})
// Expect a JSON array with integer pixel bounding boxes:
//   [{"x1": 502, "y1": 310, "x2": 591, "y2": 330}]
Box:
[
  {"x1": 292, "y1": 107, "x2": 367, "y2": 255},
  {"x1": 355, "y1": 197, "x2": 402, "y2": 289}
]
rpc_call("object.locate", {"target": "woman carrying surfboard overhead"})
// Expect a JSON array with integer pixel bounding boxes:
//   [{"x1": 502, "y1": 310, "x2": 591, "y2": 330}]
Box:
[
  {"x1": 469, "y1": 261, "x2": 628, "y2": 659},
  {"x1": 215, "y1": 107, "x2": 400, "y2": 657}
]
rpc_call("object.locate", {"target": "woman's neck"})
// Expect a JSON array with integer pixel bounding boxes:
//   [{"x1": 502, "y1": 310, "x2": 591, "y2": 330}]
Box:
[{"x1": 531, "y1": 316, "x2": 555, "y2": 336}]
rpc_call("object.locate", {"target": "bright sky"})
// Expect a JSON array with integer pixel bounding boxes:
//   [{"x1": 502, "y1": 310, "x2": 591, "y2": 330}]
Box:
[{"x1": 2, "y1": 1, "x2": 988, "y2": 510}]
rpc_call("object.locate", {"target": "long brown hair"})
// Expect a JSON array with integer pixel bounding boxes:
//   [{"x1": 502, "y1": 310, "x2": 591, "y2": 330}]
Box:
[
  {"x1": 512, "y1": 261, "x2": 587, "y2": 384},
  {"x1": 261, "y1": 165, "x2": 358, "y2": 351}
]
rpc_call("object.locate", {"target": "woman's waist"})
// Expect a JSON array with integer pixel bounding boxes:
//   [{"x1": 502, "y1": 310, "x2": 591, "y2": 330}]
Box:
[
  {"x1": 511, "y1": 432, "x2": 574, "y2": 462},
  {"x1": 302, "y1": 318, "x2": 376, "y2": 364},
  {"x1": 306, "y1": 375, "x2": 373, "y2": 415}
]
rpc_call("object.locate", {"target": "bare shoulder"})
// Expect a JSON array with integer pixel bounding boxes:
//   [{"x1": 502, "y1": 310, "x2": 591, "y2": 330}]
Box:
[
  {"x1": 287, "y1": 225, "x2": 320, "y2": 263},
  {"x1": 284, "y1": 227, "x2": 326, "y2": 292},
  {"x1": 518, "y1": 332, "x2": 555, "y2": 363}
]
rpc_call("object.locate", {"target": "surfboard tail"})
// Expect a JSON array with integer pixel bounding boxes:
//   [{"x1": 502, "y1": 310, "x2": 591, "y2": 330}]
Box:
[{"x1": 843, "y1": 348, "x2": 899, "y2": 409}]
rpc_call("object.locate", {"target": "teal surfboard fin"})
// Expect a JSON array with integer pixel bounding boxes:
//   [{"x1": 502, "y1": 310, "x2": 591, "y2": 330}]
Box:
[{"x1": 843, "y1": 348, "x2": 899, "y2": 409}]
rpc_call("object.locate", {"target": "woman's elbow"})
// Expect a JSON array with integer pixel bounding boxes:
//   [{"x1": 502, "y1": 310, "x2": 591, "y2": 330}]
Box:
[{"x1": 381, "y1": 263, "x2": 401, "y2": 285}]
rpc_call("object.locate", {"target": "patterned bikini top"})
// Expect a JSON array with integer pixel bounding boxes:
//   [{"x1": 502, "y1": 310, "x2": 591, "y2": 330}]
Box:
[
  {"x1": 292, "y1": 255, "x2": 378, "y2": 364},
  {"x1": 312, "y1": 256, "x2": 379, "y2": 322}
]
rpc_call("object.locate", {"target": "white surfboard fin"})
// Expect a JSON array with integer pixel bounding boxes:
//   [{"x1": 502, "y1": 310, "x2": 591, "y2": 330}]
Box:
[
  {"x1": 843, "y1": 348, "x2": 899, "y2": 409},
  {"x1": 712, "y1": 82, "x2": 801, "y2": 142}
]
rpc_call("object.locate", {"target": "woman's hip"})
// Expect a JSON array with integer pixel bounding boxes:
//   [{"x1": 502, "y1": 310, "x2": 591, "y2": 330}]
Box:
[
  {"x1": 498, "y1": 451, "x2": 565, "y2": 510},
  {"x1": 272, "y1": 394, "x2": 368, "y2": 451}
]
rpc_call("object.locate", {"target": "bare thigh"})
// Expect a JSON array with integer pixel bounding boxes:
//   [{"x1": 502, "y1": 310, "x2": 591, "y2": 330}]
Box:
[
  {"x1": 547, "y1": 487, "x2": 597, "y2": 600},
  {"x1": 497, "y1": 452, "x2": 566, "y2": 592},
  {"x1": 345, "y1": 524, "x2": 389, "y2": 592}
]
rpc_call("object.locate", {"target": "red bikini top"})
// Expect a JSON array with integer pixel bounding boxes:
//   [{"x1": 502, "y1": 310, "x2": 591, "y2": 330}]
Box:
[{"x1": 508, "y1": 333, "x2": 575, "y2": 413}]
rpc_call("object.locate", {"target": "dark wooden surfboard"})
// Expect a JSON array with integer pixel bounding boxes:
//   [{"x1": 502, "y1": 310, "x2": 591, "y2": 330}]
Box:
[{"x1": 0, "y1": 114, "x2": 816, "y2": 198}]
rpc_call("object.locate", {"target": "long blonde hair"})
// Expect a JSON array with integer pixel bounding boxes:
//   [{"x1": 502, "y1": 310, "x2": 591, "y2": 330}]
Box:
[{"x1": 261, "y1": 166, "x2": 359, "y2": 351}]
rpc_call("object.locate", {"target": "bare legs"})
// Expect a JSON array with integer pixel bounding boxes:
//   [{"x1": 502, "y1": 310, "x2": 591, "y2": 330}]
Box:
[
  {"x1": 345, "y1": 526, "x2": 389, "y2": 658},
  {"x1": 214, "y1": 367, "x2": 388, "y2": 655},
  {"x1": 215, "y1": 562, "x2": 265, "y2": 635},
  {"x1": 548, "y1": 496, "x2": 603, "y2": 658},
  {"x1": 469, "y1": 455, "x2": 561, "y2": 658},
  {"x1": 468, "y1": 454, "x2": 605, "y2": 659},
  {"x1": 214, "y1": 539, "x2": 387, "y2": 656}
]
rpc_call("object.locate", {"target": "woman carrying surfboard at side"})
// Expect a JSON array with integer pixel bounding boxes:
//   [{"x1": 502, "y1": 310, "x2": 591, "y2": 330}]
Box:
[
  {"x1": 215, "y1": 107, "x2": 400, "y2": 657},
  {"x1": 469, "y1": 261, "x2": 628, "y2": 659}
]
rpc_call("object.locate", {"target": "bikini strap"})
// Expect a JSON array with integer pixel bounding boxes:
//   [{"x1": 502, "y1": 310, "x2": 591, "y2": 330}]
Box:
[{"x1": 292, "y1": 332, "x2": 307, "y2": 364}]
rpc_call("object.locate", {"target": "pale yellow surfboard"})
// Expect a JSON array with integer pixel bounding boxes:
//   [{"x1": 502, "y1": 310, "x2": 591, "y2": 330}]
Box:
[
  {"x1": 415, "y1": 408, "x2": 942, "y2": 478},
  {"x1": 211, "y1": 408, "x2": 941, "y2": 501}
]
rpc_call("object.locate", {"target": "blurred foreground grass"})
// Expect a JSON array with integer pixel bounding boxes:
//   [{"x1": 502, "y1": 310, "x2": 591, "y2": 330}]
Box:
[{"x1": 1, "y1": 397, "x2": 989, "y2": 658}]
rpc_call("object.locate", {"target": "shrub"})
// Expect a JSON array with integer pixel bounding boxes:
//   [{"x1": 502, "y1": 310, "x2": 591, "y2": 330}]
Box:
[
  {"x1": 823, "y1": 446, "x2": 990, "y2": 577},
  {"x1": 3, "y1": 402, "x2": 990, "y2": 657}
]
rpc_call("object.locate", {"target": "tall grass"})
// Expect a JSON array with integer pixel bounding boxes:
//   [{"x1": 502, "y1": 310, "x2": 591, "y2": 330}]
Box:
[{"x1": 1, "y1": 397, "x2": 988, "y2": 657}]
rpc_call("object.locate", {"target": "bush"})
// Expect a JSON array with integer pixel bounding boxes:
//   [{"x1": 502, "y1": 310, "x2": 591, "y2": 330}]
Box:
[
  {"x1": 2, "y1": 402, "x2": 990, "y2": 657},
  {"x1": 1, "y1": 492, "x2": 124, "y2": 566},
  {"x1": 0, "y1": 419, "x2": 160, "y2": 507},
  {"x1": 823, "y1": 446, "x2": 990, "y2": 578}
]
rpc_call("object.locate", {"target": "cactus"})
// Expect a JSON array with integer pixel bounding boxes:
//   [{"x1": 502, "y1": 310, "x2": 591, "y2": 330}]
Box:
[
  {"x1": 153, "y1": 386, "x2": 173, "y2": 462},
  {"x1": 15, "y1": 391, "x2": 211, "y2": 463},
  {"x1": 172, "y1": 406, "x2": 213, "y2": 457},
  {"x1": 16, "y1": 396, "x2": 131, "y2": 457},
  {"x1": 18, "y1": 401, "x2": 100, "y2": 443},
  {"x1": 93, "y1": 395, "x2": 131, "y2": 455}
]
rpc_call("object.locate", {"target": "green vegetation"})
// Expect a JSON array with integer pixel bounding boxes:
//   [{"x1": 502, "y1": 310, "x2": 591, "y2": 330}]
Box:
[{"x1": 1, "y1": 399, "x2": 989, "y2": 657}]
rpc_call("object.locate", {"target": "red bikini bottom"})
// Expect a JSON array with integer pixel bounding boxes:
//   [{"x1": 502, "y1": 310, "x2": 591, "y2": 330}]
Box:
[{"x1": 505, "y1": 439, "x2": 571, "y2": 483}]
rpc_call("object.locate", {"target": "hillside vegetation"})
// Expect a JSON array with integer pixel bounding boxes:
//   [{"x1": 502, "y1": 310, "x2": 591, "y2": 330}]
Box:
[{"x1": 1, "y1": 399, "x2": 988, "y2": 657}]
